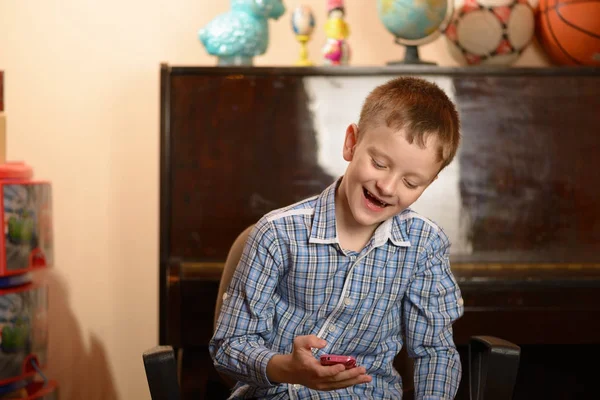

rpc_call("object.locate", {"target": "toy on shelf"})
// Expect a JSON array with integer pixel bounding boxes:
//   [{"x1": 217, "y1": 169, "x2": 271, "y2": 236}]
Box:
[
  {"x1": 536, "y1": 0, "x2": 600, "y2": 66},
  {"x1": 198, "y1": 0, "x2": 286, "y2": 66},
  {"x1": 291, "y1": 5, "x2": 316, "y2": 66},
  {"x1": 377, "y1": 0, "x2": 453, "y2": 65},
  {"x1": 443, "y1": 0, "x2": 534, "y2": 66},
  {"x1": 322, "y1": 0, "x2": 351, "y2": 66}
]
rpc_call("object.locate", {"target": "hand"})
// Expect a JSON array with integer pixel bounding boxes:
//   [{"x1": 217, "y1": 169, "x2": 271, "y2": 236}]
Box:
[{"x1": 266, "y1": 335, "x2": 372, "y2": 391}]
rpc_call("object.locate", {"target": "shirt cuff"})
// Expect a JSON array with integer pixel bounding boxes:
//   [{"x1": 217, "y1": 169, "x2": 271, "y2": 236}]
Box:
[{"x1": 246, "y1": 346, "x2": 279, "y2": 387}]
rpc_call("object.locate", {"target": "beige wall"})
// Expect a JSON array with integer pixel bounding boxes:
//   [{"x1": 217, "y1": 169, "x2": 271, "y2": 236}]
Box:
[{"x1": 0, "y1": 0, "x2": 550, "y2": 398}]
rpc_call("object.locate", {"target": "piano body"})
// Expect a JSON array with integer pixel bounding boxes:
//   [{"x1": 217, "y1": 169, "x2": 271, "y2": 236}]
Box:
[{"x1": 159, "y1": 65, "x2": 600, "y2": 399}]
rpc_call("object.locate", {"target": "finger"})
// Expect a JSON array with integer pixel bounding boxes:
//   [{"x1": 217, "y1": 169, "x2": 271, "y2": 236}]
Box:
[
  {"x1": 316, "y1": 365, "x2": 367, "y2": 383},
  {"x1": 328, "y1": 366, "x2": 368, "y2": 381},
  {"x1": 301, "y1": 335, "x2": 327, "y2": 350},
  {"x1": 317, "y1": 373, "x2": 372, "y2": 391},
  {"x1": 336, "y1": 374, "x2": 372, "y2": 388},
  {"x1": 294, "y1": 335, "x2": 327, "y2": 350},
  {"x1": 318, "y1": 363, "x2": 347, "y2": 377}
]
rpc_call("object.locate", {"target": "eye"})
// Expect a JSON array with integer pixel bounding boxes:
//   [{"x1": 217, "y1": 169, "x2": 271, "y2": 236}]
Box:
[
  {"x1": 404, "y1": 179, "x2": 417, "y2": 189},
  {"x1": 371, "y1": 158, "x2": 385, "y2": 169}
]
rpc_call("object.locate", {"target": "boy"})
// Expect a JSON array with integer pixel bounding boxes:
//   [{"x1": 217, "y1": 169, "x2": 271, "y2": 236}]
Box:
[{"x1": 210, "y1": 77, "x2": 464, "y2": 399}]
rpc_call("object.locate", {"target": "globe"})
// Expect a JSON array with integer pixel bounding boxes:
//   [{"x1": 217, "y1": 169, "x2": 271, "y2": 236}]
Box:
[{"x1": 377, "y1": 0, "x2": 453, "y2": 64}]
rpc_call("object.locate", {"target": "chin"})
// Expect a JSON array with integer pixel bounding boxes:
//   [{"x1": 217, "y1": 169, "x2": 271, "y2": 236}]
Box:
[{"x1": 351, "y1": 205, "x2": 390, "y2": 228}]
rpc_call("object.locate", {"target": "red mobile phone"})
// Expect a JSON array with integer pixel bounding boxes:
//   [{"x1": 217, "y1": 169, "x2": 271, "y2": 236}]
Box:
[{"x1": 320, "y1": 354, "x2": 357, "y2": 369}]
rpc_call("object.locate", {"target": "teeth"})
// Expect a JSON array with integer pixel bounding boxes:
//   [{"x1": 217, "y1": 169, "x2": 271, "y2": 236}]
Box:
[{"x1": 365, "y1": 189, "x2": 387, "y2": 207}]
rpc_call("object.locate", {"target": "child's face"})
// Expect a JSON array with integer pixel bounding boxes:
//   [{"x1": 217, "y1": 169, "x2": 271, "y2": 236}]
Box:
[{"x1": 338, "y1": 123, "x2": 442, "y2": 230}]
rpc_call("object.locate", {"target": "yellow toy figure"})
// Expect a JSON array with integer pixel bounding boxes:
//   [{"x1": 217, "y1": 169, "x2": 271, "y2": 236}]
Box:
[
  {"x1": 322, "y1": 0, "x2": 351, "y2": 65},
  {"x1": 291, "y1": 5, "x2": 316, "y2": 66}
]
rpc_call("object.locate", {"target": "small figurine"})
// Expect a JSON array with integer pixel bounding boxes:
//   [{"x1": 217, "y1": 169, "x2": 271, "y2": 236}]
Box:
[
  {"x1": 198, "y1": 0, "x2": 286, "y2": 66},
  {"x1": 322, "y1": 0, "x2": 351, "y2": 66},
  {"x1": 291, "y1": 5, "x2": 316, "y2": 66}
]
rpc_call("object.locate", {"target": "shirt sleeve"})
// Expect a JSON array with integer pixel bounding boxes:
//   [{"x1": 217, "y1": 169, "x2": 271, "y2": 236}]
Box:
[
  {"x1": 208, "y1": 218, "x2": 283, "y2": 387},
  {"x1": 402, "y1": 228, "x2": 464, "y2": 400}
]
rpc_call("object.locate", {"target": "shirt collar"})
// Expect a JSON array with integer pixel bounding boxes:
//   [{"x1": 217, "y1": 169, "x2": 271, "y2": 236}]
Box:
[
  {"x1": 308, "y1": 178, "x2": 411, "y2": 248},
  {"x1": 376, "y1": 211, "x2": 412, "y2": 247},
  {"x1": 308, "y1": 179, "x2": 339, "y2": 244}
]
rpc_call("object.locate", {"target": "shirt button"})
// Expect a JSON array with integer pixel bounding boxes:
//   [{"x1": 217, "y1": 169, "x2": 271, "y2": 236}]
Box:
[
  {"x1": 222, "y1": 292, "x2": 229, "y2": 301},
  {"x1": 458, "y1": 297, "x2": 464, "y2": 306},
  {"x1": 293, "y1": 384, "x2": 301, "y2": 390},
  {"x1": 328, "y1": 324, "x2": 336, "y2": 333},
  {"x1": 344, "y1": 297, "x2": 352, "y2": 306}
]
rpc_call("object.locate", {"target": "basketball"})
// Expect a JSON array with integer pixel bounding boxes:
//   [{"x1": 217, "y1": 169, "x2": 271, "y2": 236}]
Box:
[{"x1": 536, "y1": 0, "x2": 600, "y2": 66}]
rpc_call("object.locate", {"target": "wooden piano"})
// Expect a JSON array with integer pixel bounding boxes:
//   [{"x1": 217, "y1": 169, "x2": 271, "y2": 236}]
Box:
[{"x1": 159, "y1": 64, "x2": 600, "y2": 399}]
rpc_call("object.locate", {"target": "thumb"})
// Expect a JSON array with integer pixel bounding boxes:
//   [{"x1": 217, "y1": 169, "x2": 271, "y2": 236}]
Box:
[{"x1": 295, "y1": 335, "x2": 327, "y2": 351}]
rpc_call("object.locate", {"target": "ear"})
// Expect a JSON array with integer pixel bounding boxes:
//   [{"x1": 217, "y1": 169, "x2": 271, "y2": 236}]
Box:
[{"x1": 343, "y1": 124, "x2": 358, "y2": 162}]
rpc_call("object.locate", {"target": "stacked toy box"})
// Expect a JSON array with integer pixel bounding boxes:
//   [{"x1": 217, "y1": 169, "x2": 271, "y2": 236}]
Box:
[{"x1": 0, "y1": 71, "x2": 57, "y2": 399}]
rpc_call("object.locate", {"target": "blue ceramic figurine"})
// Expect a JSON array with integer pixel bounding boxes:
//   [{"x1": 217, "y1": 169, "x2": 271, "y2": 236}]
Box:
[{"x1": 198, "y1": 0, "x2": 286, "y2": 66}]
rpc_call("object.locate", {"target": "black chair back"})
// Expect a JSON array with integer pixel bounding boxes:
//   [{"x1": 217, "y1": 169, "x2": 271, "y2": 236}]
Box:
[
  {"x1": 143, "y1": 345, "x2": 180, "y2": 400},
  {"x1": 469, "y1": 336, "x2": 521, "y2": 400}
]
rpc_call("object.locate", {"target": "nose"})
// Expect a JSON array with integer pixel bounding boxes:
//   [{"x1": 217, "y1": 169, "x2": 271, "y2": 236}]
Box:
[{"x1": 375, "y1": 174, "x2": 396, "y2": 198}]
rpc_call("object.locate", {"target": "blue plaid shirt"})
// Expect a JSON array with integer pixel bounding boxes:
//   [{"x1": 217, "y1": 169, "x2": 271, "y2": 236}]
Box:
[{"x1": 210, "y1": 179, "x2": 464, "y2": 399}]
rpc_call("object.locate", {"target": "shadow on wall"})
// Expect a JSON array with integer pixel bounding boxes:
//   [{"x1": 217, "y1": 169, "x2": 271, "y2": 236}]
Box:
[{"x1": 38, "y1": 269, "x2": 118, "y2": 400}]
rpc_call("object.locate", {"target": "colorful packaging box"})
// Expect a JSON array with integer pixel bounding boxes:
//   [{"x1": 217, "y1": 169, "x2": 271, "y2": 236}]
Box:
[
  {"x1": 0, "y1": 283, "x2": 48, "y2": 389},
  {"x1": 0, "y1": 181, "x2": 53, "y2": 276}
]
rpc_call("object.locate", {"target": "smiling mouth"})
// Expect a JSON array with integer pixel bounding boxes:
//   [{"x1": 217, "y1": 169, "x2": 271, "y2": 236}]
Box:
[{"x1": 363, "y1": 188, "x2": 390, "y2": 208}]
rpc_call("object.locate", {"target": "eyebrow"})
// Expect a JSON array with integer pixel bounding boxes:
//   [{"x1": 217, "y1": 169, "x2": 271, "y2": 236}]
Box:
[{"x1": 367, "y1": 146, "x2": 428, "y2": 182}]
